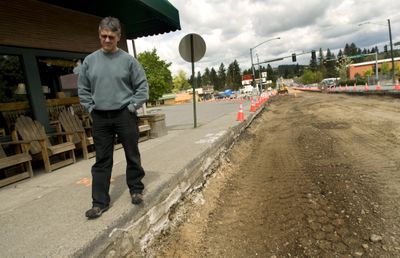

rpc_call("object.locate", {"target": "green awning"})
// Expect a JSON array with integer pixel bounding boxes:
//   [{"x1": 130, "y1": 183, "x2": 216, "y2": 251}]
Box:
[{"x1": 39, "y1": 0, "x2": 181, "y2": 39}]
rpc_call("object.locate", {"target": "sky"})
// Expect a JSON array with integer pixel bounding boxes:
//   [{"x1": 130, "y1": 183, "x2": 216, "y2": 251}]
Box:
[{"x1": 132, "y1": 0, "x2": 400, "y2": 77}]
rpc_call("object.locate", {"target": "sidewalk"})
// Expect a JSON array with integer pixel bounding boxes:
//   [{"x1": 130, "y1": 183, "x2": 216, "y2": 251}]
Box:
[{"x1": 0, "y1": 100, "x2": 266, "y2": 257}]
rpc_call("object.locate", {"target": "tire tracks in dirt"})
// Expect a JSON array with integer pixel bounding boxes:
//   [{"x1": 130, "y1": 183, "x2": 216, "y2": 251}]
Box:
[{"x1": 146, "y1": 92, "x2": 400, "y2": 258}]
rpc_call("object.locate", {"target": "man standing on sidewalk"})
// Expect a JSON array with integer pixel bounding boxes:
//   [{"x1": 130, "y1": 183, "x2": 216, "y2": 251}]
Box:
[{"x1": 78, "y1": 16, "x2": 148, "y2": 219}]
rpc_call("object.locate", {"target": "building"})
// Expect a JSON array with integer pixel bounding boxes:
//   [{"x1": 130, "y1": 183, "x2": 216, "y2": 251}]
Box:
[
  {"x1": 0, "y1": 0, "x2": 180, "y2": 135},
  {"x1": 348, "y1": 57, "x2": 400, "y2": 81}
]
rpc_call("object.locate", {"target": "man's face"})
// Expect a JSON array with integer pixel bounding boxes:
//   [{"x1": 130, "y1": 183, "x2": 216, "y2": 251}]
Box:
[{"x1": 99, "y1": 29, "x2": 120, "y2": 52}]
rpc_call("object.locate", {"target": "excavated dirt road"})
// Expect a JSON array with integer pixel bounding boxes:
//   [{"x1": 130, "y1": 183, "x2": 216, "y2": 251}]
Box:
[{"x1": 145, "y1": 91, "x2": 400, "y2": 258}]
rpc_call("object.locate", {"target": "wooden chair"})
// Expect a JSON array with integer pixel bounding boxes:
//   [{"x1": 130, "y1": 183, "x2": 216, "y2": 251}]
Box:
[
  {"x1": 47, "y1": 105, "x2": 67, "y2": 123},
  {"x1": 14, "y1": 116, "x2": 76, "y2": 173},
  {"x1": 1, "y1": 109, "x2": 30, "y2": 135},
  {"x1": 58, "y1": 110, "x2": 95, "y2": 160},
  {"x1": 0, "y1": 140, "x2": 33, "y2": 187},
  {"x1": 71, "y1": 104, "x2": 92, "y2": 128}
]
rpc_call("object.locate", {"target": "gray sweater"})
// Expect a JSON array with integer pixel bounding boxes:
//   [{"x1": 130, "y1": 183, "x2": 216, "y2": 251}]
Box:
[{"x1": 78, "y1": 49, "x2": 149, "y2": 113}]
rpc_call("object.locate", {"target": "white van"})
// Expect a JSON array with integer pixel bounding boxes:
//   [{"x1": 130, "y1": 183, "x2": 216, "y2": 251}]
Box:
[{"x1": 320, "y1": 78, "x2": 340, "y2": 89}]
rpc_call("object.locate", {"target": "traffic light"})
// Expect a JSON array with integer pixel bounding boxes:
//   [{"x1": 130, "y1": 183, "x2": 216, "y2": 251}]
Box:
[
  {"x1": 384, "y1": 45, "x2": 388, "y2": 53},
  {"x1": 311, "y1": 50, "x2": 316, "y2": 60},
  {"x1": 292, "y1": 53, "x2": 296, "y2": 62}
]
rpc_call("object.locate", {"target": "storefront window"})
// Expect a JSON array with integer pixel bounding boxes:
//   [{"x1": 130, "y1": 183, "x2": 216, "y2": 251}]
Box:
[
  {"x1": 36, "y1": 57, "x2": 82, "y2": 98},
  {"x1": 0, "y1": 54, "x2": 28, "y2": 103}
]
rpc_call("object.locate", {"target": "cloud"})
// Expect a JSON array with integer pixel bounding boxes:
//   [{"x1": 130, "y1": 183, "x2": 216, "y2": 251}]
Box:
[{"x1": 134, "y1": 0, "x2": 400, "y2": 76}]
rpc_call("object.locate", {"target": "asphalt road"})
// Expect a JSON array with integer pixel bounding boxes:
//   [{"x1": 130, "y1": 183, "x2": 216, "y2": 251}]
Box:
[{"x1": 148, "y1": 100, "x2": 251, "y2": 130}]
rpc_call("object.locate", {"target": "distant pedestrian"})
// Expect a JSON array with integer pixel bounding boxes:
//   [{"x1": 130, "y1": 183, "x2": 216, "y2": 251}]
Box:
[{"x1": 78, "y1": 16, "x2": 149, "y2": 219}]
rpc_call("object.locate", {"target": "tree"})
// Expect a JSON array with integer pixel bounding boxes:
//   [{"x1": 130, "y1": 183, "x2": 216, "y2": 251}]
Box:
[
  {"x1": 336, "y1": 56, "x2": 352, "y2": 82},
  {"x1": 300, "y1": 70, "x2": 324, "y2": 84},
  {"x1": 172, "y1": 70, "x2": 191, "y2": 93},
  {"x1": 309, "y1": 57, "x2": 318, "y2": 72},
  {"x1": 318, "y1": 48, "x2": 325, "y2": 67},
  {"x1": 226, "y1": 60, "x2": 241, "y2": 90},
  {"x1": 202, "y1": 67, "x2": 211, "y2": 86},
  {"x1": 363, "y1": 69, "x2": 373, "y2": 78},
  {"x1": 381, "y1": 62, "x2": 390, "y2": 76},
  {"x1": 196, "y1": 71, "x2": 202, "y2": 88},
  {"x1": 266, "y1": 64, "x2": 276, "y2": 83},
  {"x1": 137, "y1": 49, "x2": 173, "y2": 102},
  {"x1": 216, "y1": 63, "x2": 226, "y2": 91},
  {"x1": 209, "y1": 68, "x2": 218, "y2": 89},
  {"x1": 325, "y1": 48, "x2": 337, "y2": 78}
]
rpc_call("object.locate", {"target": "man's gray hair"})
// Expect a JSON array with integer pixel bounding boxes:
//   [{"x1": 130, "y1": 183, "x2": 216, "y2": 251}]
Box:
[{"x1": 99, "y1": 17, "x2": 121, "y2": 33}]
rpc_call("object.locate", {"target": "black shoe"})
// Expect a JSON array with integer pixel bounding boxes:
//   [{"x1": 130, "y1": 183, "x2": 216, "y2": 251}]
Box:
[
  {"x1": 131, "y1": 193, "x2": 143, "y2": 205},
  {"x1": 85, "y1": 206, "x2": 109, "y2": 219}
]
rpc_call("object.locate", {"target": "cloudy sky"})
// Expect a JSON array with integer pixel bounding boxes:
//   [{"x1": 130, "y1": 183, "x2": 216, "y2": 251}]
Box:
[{"x1": 133, "y1": 0, "x2": 400, "y2": 77}]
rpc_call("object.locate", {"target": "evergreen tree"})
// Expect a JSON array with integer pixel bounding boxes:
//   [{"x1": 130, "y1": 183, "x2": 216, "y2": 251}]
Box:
[
  {"x1": 210, "y1": 68, "x2": 218, "y2": 89},
  {"x1": 325, "y1": 48, "x2": 337, "y2": 78},
  {"x1": 216, "y1": 63, "x2": 226, "y2": 91},
  {"x1": 266, "y1": 64, "x2": 276, "y2": 83},
  {"x1": 196, "y1": 71, "x2": 202, "y2": 88},
  {"x1": 309, "y1": 57, "x2": 318, "y2": 72},
  {"x1": 344, "y1": 43, "x2": 350, "y2": 56},
  {"x1": 318, "y1": 48, "x2": 325, "y2": 66},
  {"x1": 202, "y1": 67, "x2": 211, "y2": 87},
  {"x1": 226, "y1": 60, "x2": 241, "y2": 90}
]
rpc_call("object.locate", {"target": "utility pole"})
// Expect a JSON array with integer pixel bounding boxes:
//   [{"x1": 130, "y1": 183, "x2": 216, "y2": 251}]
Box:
[
  {"x1": 388, "y1": 19, "x2": 396, "y2": 83},
  {"x1": 257, "y1": 54, "x2": 262, "y2": 93}
]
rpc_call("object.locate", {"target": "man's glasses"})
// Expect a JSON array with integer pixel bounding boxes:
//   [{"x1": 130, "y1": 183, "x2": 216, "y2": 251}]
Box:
[{"x1": 100, "y1": 35, "x2": 117, "y2": 40}]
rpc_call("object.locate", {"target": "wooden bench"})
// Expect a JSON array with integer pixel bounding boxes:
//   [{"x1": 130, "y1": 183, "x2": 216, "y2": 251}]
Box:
[
  {"x1": 139, "y1": 124, "x2": 151, "y2": 142},
  {"x1": 0, "y1": 140, "x2": 33, "y2": 187}
]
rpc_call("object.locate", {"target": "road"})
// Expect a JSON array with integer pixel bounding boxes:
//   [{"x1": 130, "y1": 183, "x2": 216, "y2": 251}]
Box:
[
  {"x1": 145, "y1": 90, "x2": 400, "y2": 257},
  {"x1": 148, "y1": 100, "x2": 251, "y2": 130}
]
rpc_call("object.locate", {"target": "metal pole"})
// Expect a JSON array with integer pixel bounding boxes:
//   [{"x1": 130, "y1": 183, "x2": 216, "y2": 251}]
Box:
[
  {"x1": 375, "y1": 51, "x2": 379, "y2": 83},
  {"x1": 388, "y1": 19, "x2": 396, "y2": 83},
  {"x1": 250, "y1": 48, "x2": 255, "y2": 88},
  {"x1": 257, "y1": 54, "x2": 262, "y2": 93},
  {"x1": 190, "y1": 35, "x2": 197, "y2": 128}
]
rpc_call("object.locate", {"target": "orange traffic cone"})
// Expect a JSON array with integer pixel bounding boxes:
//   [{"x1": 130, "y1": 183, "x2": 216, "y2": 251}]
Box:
[
  {"x1": 236, "y1": 103, "x2": 245, "y2": 121},
  {"x1": 353, "y1": 83, "x2": 357, "y2": 92},
  {"x1": 394, "y1": 80, "x2": 400, "y2": 91},
  {"x1": 376, "y1": 82, "x2": 382, "y2": 91},
  {"x1": 250, "y1": 98, "x2": 256, "y2": 112},
  {"x1": 255, "y1": 97, "x2": 260, "y2": 108},
  {"x1": 365, "y1": 82, "x2": 369, "y2": 92}
]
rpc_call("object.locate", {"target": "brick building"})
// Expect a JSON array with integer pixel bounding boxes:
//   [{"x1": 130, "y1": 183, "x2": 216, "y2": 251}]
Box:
[{"x1": 348, "y1": 57, "x2": 400, "y2": 80}]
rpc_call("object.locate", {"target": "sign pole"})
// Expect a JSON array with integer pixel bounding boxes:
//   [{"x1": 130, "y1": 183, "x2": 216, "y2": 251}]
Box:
[
  {"x1": 190, "y1": 34, "x2": 197, "y2": 128},
  {"x1": 179, "y1": 33, "x2": 206, "y2": 129}
]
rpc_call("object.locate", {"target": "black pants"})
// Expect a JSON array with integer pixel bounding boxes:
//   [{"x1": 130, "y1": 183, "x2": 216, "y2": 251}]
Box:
[{"x1": 91, "y1": 108, "x2": 145, "y2": 208}]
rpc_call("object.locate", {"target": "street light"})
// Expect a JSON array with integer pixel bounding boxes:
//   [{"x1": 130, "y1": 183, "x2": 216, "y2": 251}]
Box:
[
  {"x1": 250, "y1": 37, "x2": 280, "y2": 93},
  {"x1": 358, "y1": 19, "x2": 396, "y2": 83}
]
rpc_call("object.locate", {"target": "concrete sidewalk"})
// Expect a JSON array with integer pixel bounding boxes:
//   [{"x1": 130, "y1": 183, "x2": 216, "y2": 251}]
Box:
[{"x1": 0, "y1": 99, "x2": 267, "y2": 257}]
